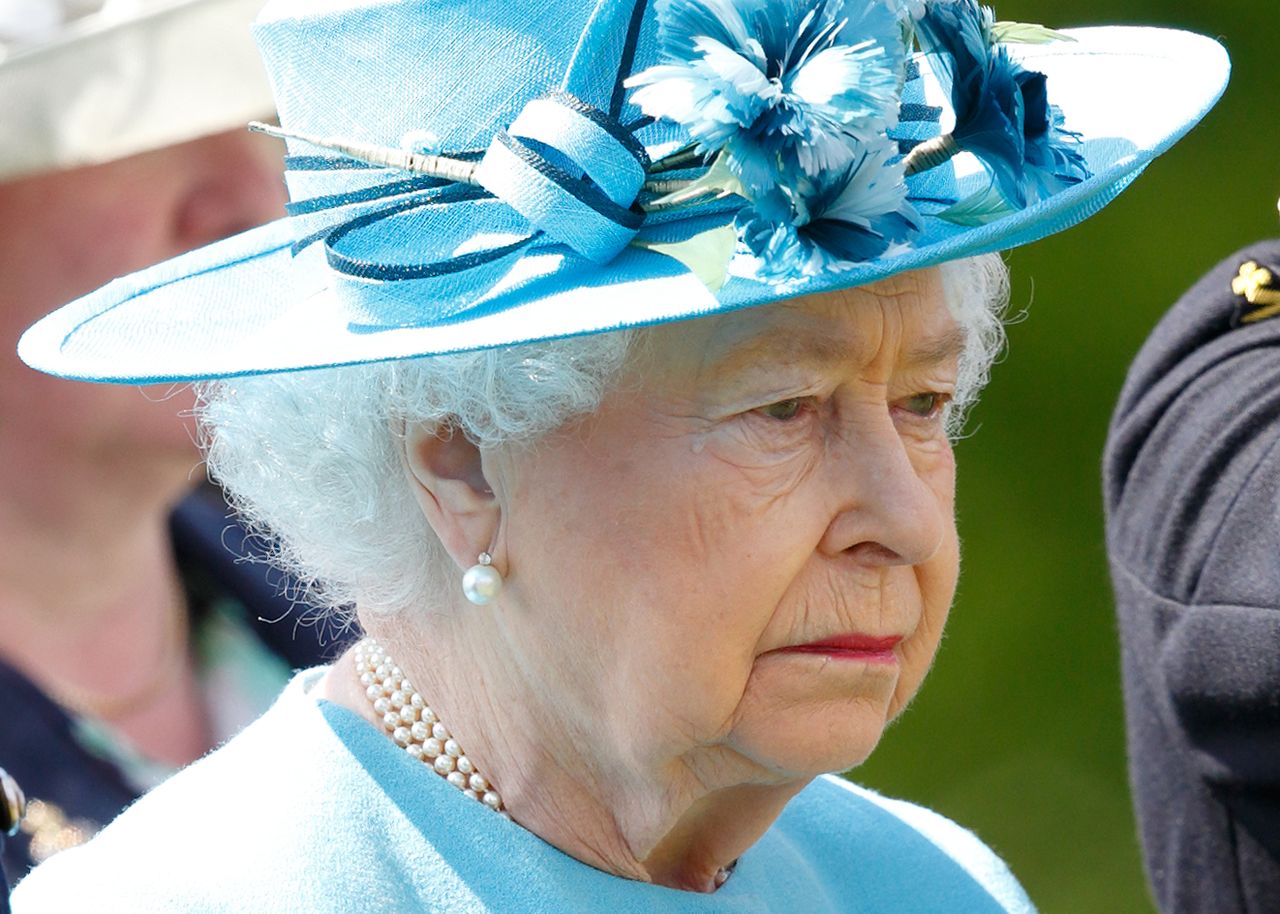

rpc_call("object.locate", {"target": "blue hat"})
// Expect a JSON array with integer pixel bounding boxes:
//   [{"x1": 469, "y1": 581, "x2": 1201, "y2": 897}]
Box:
[{"x1": 18, "y1": 0, "x2": 1229, "y2": 383}]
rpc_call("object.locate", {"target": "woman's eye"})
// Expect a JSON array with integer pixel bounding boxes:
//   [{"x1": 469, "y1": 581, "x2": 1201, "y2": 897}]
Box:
[
  {"x1": 757, "y1": 398, "x2": 806, "y2": 421},
  {"x1": 901, "y1": 393, "x2": 949, "y2": 419}
]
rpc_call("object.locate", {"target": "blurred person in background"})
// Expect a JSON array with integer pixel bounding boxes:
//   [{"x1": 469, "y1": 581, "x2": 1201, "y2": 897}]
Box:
[
  {"x1": 0, "y1": 0, "x2": 347, "y2": 885},
  {"x1": 1106, "y1": 233, "x2": 1280, "y2": 913}
]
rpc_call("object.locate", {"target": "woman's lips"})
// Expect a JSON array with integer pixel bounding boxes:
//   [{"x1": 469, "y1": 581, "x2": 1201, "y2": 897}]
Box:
[{"x1": 772, "y1": 634, "x2": 902, "y2": 663}]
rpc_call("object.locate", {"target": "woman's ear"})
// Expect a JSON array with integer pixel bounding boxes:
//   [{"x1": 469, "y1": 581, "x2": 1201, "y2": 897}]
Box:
[{"x1": 401, "y1": 421, "x2": 499, "y2": 571}]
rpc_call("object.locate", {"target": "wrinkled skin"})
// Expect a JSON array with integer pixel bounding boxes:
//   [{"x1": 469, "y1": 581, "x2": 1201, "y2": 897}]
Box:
[
  {"x1": 492, "y1": 267, "x2": 961, "y2": 782},
  {"x1": 337, "y1": 266, "x2": 965, "y2": 892}
]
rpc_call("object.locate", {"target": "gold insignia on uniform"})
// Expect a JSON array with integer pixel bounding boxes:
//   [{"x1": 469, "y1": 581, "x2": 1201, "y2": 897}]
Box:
[
  {"x1": 1232, "y1": 261, "x2": 1280, "y2": 323},
  {"x1": 18, "y1": 798, "x2": 99, "y2": 863}
]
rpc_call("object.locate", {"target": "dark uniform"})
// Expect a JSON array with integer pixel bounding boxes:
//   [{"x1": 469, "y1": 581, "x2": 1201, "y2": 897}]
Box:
[
  {"x1": 0, "y1": 768, "x2": 21, "y2": 913},
  {"x1": 1105, "y1": 242, "x2": 1280, "y2": 913},
  {"x1": 0, "y1": 486, "x2": 353, "y2": 886}
]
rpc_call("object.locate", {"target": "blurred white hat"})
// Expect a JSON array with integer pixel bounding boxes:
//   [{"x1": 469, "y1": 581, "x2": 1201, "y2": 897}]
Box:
[{"x1": 0, "y1": 0, "x2": 273, "y2": 180}]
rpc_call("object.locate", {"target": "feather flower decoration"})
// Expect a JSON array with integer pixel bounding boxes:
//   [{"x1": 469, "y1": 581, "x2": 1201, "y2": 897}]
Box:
[
  {"x1": 626, "y1": 0, "x2": 910, "y2": 194},
  {"x1": 735, "y1": 140, "x2": 920, "y2": 282},
  {"x1": 907, "y1": 0, "x2": 1088, "y2": 208},
  {"x1": 901, "y1": 0, "x2": 927, "y2": 19},
  {"x1": 1014, "y1": 67, "x2": 1089, "y2": 201}
]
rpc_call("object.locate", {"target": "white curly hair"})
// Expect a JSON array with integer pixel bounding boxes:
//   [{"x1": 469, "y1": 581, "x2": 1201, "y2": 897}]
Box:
[{"x1": 197, "y1": 255, "x2": 1009, "y2": 617}]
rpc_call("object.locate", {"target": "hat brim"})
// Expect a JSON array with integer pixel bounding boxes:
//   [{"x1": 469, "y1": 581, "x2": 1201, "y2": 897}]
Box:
[
  {"x1": 0, "y1": 0, "x2": 274, "y2": 180},
  {"x1": 19, "y1": 26, "x2": 1230, "y2": 384}
]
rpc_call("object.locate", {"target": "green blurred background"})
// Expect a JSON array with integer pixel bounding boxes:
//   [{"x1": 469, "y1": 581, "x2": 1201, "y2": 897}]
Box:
[{"x1": 856, "y1": 3, "x2": 1279, "y2": 912}]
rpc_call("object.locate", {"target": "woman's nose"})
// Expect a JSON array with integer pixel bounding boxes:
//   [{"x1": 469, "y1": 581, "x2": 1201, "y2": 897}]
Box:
[{"x1": 818, "y1": 421, "x2": 949, "y2": 567}]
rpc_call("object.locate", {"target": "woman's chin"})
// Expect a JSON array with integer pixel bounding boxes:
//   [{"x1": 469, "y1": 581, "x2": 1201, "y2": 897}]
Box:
[
  {"x1": 729, "y1": 668, "x2": 899, "y2": 776},
  {"x1": 746, "y1": 722, "x2": 890, "y2": 779}
]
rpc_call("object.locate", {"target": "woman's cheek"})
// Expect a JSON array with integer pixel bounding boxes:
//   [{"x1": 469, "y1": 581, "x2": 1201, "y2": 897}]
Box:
[
  {"x1": 702, "y1": 420, "x2": 824, "y2": 502},
  {"x1": 892, "y1": 538, "x2": 960, "y2": 720},
  {"x1": 908, "y1": 433, "x2": 957, "y2": 505}
]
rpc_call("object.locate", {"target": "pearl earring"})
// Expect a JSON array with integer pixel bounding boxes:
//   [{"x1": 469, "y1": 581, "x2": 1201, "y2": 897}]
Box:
[{"x1": 461, "y1": 552, "x2": 503, "y2": 605}]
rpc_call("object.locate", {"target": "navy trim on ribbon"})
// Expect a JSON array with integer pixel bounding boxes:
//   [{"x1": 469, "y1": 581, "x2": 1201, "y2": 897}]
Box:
[
  {"x1": 322, "y1": 184, "x2": 538, "y2": 282},
  {"x1": 281, "y1": 90, "x2": 658, "y2": 290},
  {"x1": 286, "y1": 175, "x2": 450, "y2": 217},
  {"x1": 287, "y1": 179, "x2": 484, "y2": 256},
  {"x1": 549, "y1": 91, "x2": 651, "y2": 168},
  {"x1": 610, "y1": 0, "x2": 652, "y2": 117},
  {"x1": 330, "y1": 230, "x2": 540, "y2": 282},
  {"x1": 494, "y1": 130, "x2": 645, "y2": 231}
]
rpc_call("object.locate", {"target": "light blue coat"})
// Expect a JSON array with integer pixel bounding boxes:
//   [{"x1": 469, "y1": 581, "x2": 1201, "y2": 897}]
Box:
[{"x1": 13, "y1": 671, "x2": 1035, "y2": 913}]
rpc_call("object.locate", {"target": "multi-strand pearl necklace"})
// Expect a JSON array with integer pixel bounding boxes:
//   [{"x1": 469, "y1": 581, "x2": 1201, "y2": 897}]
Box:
[
  {"x1": 355, "y1": 639, "x2": 738, "y2": 889},
  {"x1": 354, "y1": 638, "x2": 505, "y2": 814}
]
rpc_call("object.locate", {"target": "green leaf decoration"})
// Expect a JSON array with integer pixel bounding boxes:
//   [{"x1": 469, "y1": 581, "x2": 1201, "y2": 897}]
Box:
[
  {"x1": 650, "y1": 151, "x2": 748, "y2": 209},
  {"x1": 937, "y1": 185, "x2": 1015, "y2": 226},
  {"x1": 991, "y1": 21, "x2": 1076, "y2": 45},
  {"x1": 632, "y1": 224, "x2": 739, "y2": 293}
]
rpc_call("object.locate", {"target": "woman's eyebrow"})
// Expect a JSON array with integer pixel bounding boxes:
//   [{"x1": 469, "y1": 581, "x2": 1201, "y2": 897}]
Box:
[
  {"x1": 707, "y1": 322, "x2": 967, "y2": 377},
  {"x1": 903, "y1": 325, "x2": 968, "y2": 368},
  {"x1": 705, "y1": 327, "x2": 858, "y2": 376}
]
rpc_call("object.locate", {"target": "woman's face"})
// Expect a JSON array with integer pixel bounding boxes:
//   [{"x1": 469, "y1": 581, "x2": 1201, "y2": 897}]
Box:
[{"x1": 494, "y1": 267, "x2": 961, "y2": 784}]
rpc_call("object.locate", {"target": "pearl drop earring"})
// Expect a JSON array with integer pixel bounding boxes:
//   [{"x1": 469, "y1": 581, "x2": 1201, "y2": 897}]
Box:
[{"x1": 461, "y1": 552, "x2": 503, "y2": 605}]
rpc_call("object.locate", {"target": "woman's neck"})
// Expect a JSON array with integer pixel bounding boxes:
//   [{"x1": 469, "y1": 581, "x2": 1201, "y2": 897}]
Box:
[{"x1": 324, "y1": 620, "x2": 809, "y2": 893}]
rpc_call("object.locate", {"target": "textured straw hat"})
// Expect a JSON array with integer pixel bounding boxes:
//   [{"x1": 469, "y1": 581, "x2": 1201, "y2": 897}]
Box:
[
  {"x1": 18, "y1": 0, "x2": 1230, "y2": 383},
  {"x1": 0, "y1": 0, "x2": 274, "y2": 181}
]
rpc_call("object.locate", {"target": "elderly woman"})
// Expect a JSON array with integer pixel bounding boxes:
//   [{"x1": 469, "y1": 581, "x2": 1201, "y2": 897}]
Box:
[{"x1": 11, "y1": 0, "x2": 1226, "y2": 909}]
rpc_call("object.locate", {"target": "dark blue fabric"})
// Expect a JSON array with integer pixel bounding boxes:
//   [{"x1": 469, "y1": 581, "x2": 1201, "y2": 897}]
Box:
[
  {"x1": 285, "y1": 174, "x2": 450, "y2": 218},
  {"x1": 0, "y1": 485, "x2": 352, "y2": 885},
  {"x1": 0, "y1": 658, "x2": 136, "y2": 886},
  {"x1": 167, "y1": 485, "x2": 351, "y2": 670},
  {"x1": 320, "y1": 184, "x2": 514, "y2": 281},
  {"x1": 1105, "y1": 241, "x2": 1280, "y2": 914},
  {"x1": 610, "y1": 0, "x2": 652, "y2": 117}
]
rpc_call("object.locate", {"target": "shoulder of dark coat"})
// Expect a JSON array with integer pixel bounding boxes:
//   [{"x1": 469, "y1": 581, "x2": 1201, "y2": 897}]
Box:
[{"x1": 1104, "y1": 238, "x2": 1280, "y2": 604}]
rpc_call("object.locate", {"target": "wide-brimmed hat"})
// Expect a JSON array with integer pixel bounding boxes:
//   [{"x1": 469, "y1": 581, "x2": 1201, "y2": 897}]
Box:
[
  {"x1": 0, "y1": 0, "x2": 275, "y2": 181},
  {"x1": 18, "y1": 0, "x2": 1229, "y2": 383}
]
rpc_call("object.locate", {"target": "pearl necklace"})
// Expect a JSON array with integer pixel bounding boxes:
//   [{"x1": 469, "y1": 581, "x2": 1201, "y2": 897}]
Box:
[{"x1": 354, "y1": 639, "x2": 505, "y2": 813}]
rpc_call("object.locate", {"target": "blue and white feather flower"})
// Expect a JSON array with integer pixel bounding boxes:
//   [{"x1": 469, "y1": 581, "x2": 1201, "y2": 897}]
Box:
[
  {"x1": 736, "y1": 139, "x2": 920, "y2": 282},
  {"x1": 1014, "y1": 67, "x2": 1089, "y2": 201},
  {"x1": 909, "y1": 0, "x2": 1088, "y2": 208},
  {"x1": 626, "y1": 0, "x2": 908, "y2": 194},
  {"x1": 892, "y1": 0, "x2": 927, "y2": 22}
]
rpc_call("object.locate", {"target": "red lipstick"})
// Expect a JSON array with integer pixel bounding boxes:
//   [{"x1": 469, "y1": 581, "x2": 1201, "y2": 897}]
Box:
[{"x1": 773, "y1": 634, "x2": 902, "y2": 663}]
